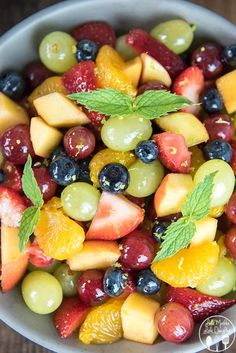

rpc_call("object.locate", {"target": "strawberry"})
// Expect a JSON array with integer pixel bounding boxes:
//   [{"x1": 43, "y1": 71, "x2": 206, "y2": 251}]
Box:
[
  {"x1": 153, "y1": 132, "x2": 191, "y2": 173},
  {"x1": 2, "y1": 161, "x2": 22, "y2": 192},
  {"x1": 126, "y1": 29, "x2": 186, "y2": 79},
  {"x1": 27, "y1": 240, "x2": 53, "y2": 268},
  {"x1": 86, "y1": 191, "x2": 144, "y2": 240},
  {"x1": 62, "y1": 61, "x2": 98, "y2": 94},
  {"x1": 166, "y1": 286, "x2": 236, "y2": 322},
  {"x1": 71, "y1": 21, "x2": 116, "y2": 48},
  {"x1": 0, "y1": 186, "x2": 26, "y2": 227},
  {"x1": 172, "y1": 66, "x2": 204, "y2": 115},
  {"x1": 83, "y1": 107, "x2": 106, "y2": 131},
  {"x1": 53, "y1": 297, "x2": 90, "y2": 338}
]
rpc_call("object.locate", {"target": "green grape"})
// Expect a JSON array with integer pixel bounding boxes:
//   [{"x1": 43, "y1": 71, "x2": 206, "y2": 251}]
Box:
[
  {"x1": 197, "y1": 257, "x2": 236, "y2": 297},
  {"x1": 61, "y1": 182, "x2": 100, "y2": 221},
  {"x1": 101, "y1": 114, "x2": 153, "y2": 152},
  {"x1": 28, "y1": 260, "x2": 61, "y2": 273},
  {"x1": 54, "y1": 263, "x2": 80, "y2": 297},
  {"x1": 39, "y1": 31, "x2": 77, "y2": 73},
  {"x1": 116, "y1": 35, "x2": 137, "y2": 60},
  {"x1": 126, "y1": 159, "x2": 164, "y2": 197},
  {"x1": 194, "y1": 160, "x2": 235, "y2": 207},
  {"x1": 21, "y1": 271, "x2": 63, "y2": 314},
  {"x1": 0, "y1": 151, "x2": 4, "y2": 167},
  {"x1": 150, "y1": 19, "x2": 194, "y2": 54}
]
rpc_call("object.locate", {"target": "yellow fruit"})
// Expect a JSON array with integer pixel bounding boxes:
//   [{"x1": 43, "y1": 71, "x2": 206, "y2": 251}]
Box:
[
  {"x1": 216, "y1": 70, "x2": 236, "y2": 114},
  {"x1": 140, "y1": 53, "x2": 172, "y2": 87},
  {"x1": 217, "y1": 235, "x2": 227, "y2": 257},
  {"x1": 79, "y1": 298, "x2": 124, "y2": 344},
  {"x1": 190, "y1": 146, "x2": 205, "y2": 176},
  {"x1": 209, "y1": 206, "x2": 225, "y2": 218},
  {"x1": 190, "y1": 216, "x2": 218, "y2": 247},
  {"x1": 43, "y1": 197, "x2": 62, "y2": 211},
  {"x1": 123, "y1": 56, "x2": 142, "y2": 88},
  {"x1": 151, "y1": 242, "x2": 219, "y2": 287}
]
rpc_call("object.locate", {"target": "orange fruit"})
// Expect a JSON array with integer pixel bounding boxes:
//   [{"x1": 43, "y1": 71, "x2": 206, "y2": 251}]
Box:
[
  {"x1": 209, "y1": 205, "x2": 225, "y2": 218},
  {"x1": 151, "y1": 242, "x2": 219, "y2": 288},
  {"x1": 96, "y1": 45, "x2": 137, "y2": 97},
  {"x1": 43, "y1": 197, "x2": 62, "y2": 211},
  {"x1": 79, "y1": 298, "x2": 124, "y2": 344},
  {"x1": 34, "y1": 209, "x2": 85, "y2": 260}
]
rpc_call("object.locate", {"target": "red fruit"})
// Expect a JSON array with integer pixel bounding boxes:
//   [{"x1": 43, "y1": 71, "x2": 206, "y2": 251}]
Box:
[
  {"x1": 27, "y1": 240, "x2": 53, "y2": 268},
  {"x1": 117, "y1": 272, "x2": 136, "y2": 298},
  {"x1": 53, "y1": 297, "x2": 90, "y2": 338},
  {"x1": 63, "y1": 126, "x2": 96, "y2": 160},
  {"x1": 172, "y1": 66, "x2": 204, "y2": 115},
  {"x1": 166, "y1": 286, "x2": 236, "y2": 322},
  {"x1": 62, "y1": 61, "x2": 98, "y2": 94},
  {"x1": 77, "y1": 269, "x2": 108, "y2": 306},
  {"x1": 153, "y1": 132, "x2": 191, "y2": 173},
  {"x1": 204, "y1": 114, "x2": 234, "y2": 142},
  {"x1": 126, "y1": 195, "x2": 145, "y2": 208},
  {"x1": 2, "y1": 161, "x2": 22, "y2": 192},
  {"x1": 218, "y1": 213, "x2": 232, "y2": 233},
  {"x1": 137, "y1": 81, "x2": 168, "y2": 95},
  {"x1": 0, "y1": 186, "x2": 26, "y2": 227},
  {"x1": 126, "y1": 29, "x2": 186, "y2": 79},
  {"x1": 119, "y1": 230, "x2": 156, "y2": 270},
  {"x1": 71, "y1": 21, "x2": 115, "y2": 48},
  {"x1": 155, "y1": 302, "x2": 194, "y2": 343},
  {"x1": 24, "y1": 61, "x2": 52, "y2": 90},
  {"x1": 83, "y1": 108, "x2": 106, "y2": 131},
  {"x1": 86, "y1": 192, "x2": 144, "y2": 240},
  {"x1": 33, "y1": 165, "x2": 57, "y2": 202},
  {"x1": 230, "y1": 140, "x2": 236, "y2": 174},
  {"x1": 225, "y1": 226, "x2": 236, "y2": 260},
  {"x1": 225, "y1": 191, "x2": 236, "y2": 224}
]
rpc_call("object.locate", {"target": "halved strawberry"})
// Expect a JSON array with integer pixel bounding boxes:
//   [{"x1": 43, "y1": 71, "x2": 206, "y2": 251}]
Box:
[
  {"x1": 53, "y1": 297, "x2": 90, "y2": 338},
  {"x1": 166, "y1": 286, "x2": 236, "y2": 322},
  {"x1": 71, "y1": 21, "x2": 116, "y2": 48},
  {"x1": 0, "y1": 186, "x2": 26, "y2": 227},
  {"x1": 27, "y1": 240, "x2": 53, "y2": 268},
  {"x1": 86, "y1": 192, "x2": 144, "y2": 240},
  {"x1": 2, "y1": 161, "x2": 22, "y2": 192},
  {"x1": 153, "y1": 132, "x2": 191, "y2": 173},
  {"x1": 172, "y1": 66, "x2": 204, "y2": 115},
  {"x1": 83, "y1": 107, "x2": 106, "y2": 131},
  {"x1": 126, "y1": 29, "x2": 186, "y2": 79}
]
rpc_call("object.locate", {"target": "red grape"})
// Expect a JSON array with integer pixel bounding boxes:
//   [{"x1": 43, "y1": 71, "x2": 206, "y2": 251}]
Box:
[
  {"x1": 24, "y1": 61, "x2": 52, "y2": 90},
  {"x1": 225, "y1": 192, "x2": 236, "y2": 224},
  {"x1": 77, "y1": 270, "x2": 108, "y2": 306},
  {"x1": 225, "y1": 227, "x2": 236, "y2": 259},
  {"x1": 33, "y1": 165, "x2": 57, "y2": 201},
  {"x1": 2, "y1": 161, "x2": 22, "y2": 192},
  {"x1": 137, "y1": 81, "x2": 168, "y2": 95},
  {"x1": 204, "y1": 114, "x2": 234, "y2": 142},
  {"x1": 63, "y1": 126, "x2": 96, "y2": 160},
  {"x1": 230, "y1": 140, "x2": 236, "y2": 174}
]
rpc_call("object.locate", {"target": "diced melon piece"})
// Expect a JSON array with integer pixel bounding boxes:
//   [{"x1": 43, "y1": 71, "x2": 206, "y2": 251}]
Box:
[
  {"x1": 140, "y1": 53, "x2": 172, "y2": 87},
  {"x1": 33, "y1": 92, "x2": 90, "y2": 128},
  {"x1": 156, "y1": 112, "x2": 209, "y2": 147},
  {"x1": 123, "y1": 56, "x2": 142, "y2": 88},
  {"x1": 121, "y1": 292, "x2": 160, "y2": 344},
  {"x1": 216, "y1": 70, "x2": 236, "y2": 114},
  {"x1": 154, "y1": 173, "x2": 194, "y2": 217},
  {"x1": 190, "y1": 216, "x2": 218, "y2": 247},
  {"x1": 30, "y1": 117, "x2": 63, "y2": 158},
  {"x1": 0, "y1": 92, "x2": 29, "y2": 135}
]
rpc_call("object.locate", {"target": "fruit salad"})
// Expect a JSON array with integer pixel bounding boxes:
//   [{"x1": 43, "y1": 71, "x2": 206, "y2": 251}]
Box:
[{"x1": 0, "y1": 18, "x2": 236, "y2": 347}]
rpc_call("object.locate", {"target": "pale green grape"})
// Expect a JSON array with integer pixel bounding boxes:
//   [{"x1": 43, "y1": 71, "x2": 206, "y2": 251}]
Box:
[
  {"x1": 28, "y1": 260, "x2": 61, "y2": 273},
  {"x1": 194, "y1": 160, "x2": 235, "y2": 207},
  {"x1": 197, "y1": 257, "x2": 236, "y2": 297},
  {"x1": 101, "y1": 114, "x2": 153, "y2": 152},
  {"x1": 54, "y1": 263, "x2": 80, "y2": 297},
  {"x1": 116, "y1": 35, "x2": 137, "y2": 60},
  {"x1": 61, "y1": 182, "x2": 100, "y2": 221},
  {"x1": 39, "y1": 31, "x2": 77, "y2": 73},
  {"x1": 21, "y1": 271, "x2": 63, "y2": 314},
  {"x1": 150, "y1": 19, "x2": 194, "y2": 54},
  {"x1": 126, "y1": 159, "x2": 164, "y2": 197}
]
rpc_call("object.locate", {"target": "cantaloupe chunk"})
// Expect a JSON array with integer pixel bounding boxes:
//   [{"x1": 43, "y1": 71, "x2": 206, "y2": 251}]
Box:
[
  {"x1": 123, "y1": 56, "x2": 142, "y2": 88},
  {"x1": 216, "y1": 70, "x2": 236, "y2": 114},
  {"x1": 190, "y1": 216, "x2": 218, "y2": 247},
  {"x1": 140, "y1": 53, "x2": 172, "y2": 86}
]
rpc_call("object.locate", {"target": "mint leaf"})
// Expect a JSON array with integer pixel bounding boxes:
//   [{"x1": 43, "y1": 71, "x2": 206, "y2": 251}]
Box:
[
  {"x1": 68, "y1": 88, "x2": 133, "y2": 117},
  {"x1": 22, "y1": 155, "x2": 43, "y2": 207},
  {"x1": 19, "y1": 206, "x2": 40, "y2": 251},
  {"x1": 182, "y1": 172, "x2": 217, "y2": 221},
  {"x1": 153, "y1": 218, "x2": 196, "y2": 262},
  {"x1": 133, "y1": 90, "x2": 192, "y2": 119}
]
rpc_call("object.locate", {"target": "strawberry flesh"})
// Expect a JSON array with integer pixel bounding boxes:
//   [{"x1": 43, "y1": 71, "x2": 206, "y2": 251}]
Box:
[{"x1": 0, "y1": 186, "x2": 26, "y2": 227}]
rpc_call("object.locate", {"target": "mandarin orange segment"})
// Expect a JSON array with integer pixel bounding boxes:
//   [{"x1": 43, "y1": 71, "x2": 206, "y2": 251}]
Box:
[
  {"x1": 42, "y1": 197, "x2": 62, "y2": 211},
  {"x1": 79, "y1": 298, "x2": 124, "y2": 344},
  {"x1": 96, "y1": 45, "x2": 137, "y2": 97},
  {"x1": 151, "y1": 242, "x2": 219, "y2": 288},
  {"x1": 34, "y1": 209, "x2": 85, "y2": 260}
]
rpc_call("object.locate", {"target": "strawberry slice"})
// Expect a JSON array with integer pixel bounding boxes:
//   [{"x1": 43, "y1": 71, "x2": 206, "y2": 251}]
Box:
[
  {"x1": 86, "y1": 192, "x2": 144, "y2": 240},
  {"x1": 0, "y1": 186, "x2": 26, "y2": 227},
  {"x1": 166, "y1": 286, "x2": 236, "y2": 322},
  {"x1": 2, "y1": 161, "x2": 22, "y2": 192},
  {"x1": 126, "y1": 29, "x2": 186, "y2": 79},
  {"x1": 53, "y1": 297, "x2": 90, "y2": 338},
  {"x1": 172, "y1": 66, "x2": 204, "y2": 115},
  {"x1": 62, "y1": 61, "x2": 98, "y2": 94},
  {"x1": 27, "y1": 240, "x2": 53, "y2": 268},
  {"x1": 71, "y1": 21, "x2": 116, "y2": 48},
  {"x1": 153, "y1": 132, "x2": 191, "y2": 173},
  {"x1": 83, "y1": 107, "x2": 106, "y2": 131}
]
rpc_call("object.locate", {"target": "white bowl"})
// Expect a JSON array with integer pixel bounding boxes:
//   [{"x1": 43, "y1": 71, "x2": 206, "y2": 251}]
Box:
[{"x1": 0, "y1": 0, "x2": 236, "y2": 352}]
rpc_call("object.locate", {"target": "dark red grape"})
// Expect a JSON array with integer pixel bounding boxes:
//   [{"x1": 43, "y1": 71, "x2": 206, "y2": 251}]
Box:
[
  {"x1": 33, "y1": 165, "x2": 57, "y2": 201},
  {"x1": 225, "y1": 226, "x2": 236, "y2": 260},
  {"x1": 225, "y1": 192, "x2": 236, "y2": 224},
  {"x1": 137, "y1": 81, "x2": 168, "y2": 95},
  {"x1": 77, "y1": 270, "x2": 108, "y2": 306},
  {"x1": 24, "y1": 61, "x2": 52, "y2": 90},
  {"x1": 2, "y1": 161, "x2": 22, "y2": 192},
  {"x1": 204, "y1": 114, "x2": 234, "y2": 142},
  {"x1": 64, "y1": 126, "x2": 96, "y2": 160},
  {"x1": 230, "y1": 140, "x2": 236, "y2": 174}
]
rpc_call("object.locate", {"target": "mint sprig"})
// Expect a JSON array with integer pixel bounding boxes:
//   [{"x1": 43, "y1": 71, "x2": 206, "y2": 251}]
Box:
[
  {"x1": 153, "y1": 172, "x2": 216, "y2": 262},
  {"x1": 68, "y1": 88, "x2": 192, "y2": 119}
]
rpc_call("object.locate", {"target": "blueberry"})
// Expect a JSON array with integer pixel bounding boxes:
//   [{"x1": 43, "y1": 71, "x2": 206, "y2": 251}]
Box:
[
  {"x1": 103, "y1": 267, "x2": 128, "y2": 297},
  {"x1": 0, "y1": 169, "x2": 6, "y2": 184},
  {"x1": 152, "y1": 221, "x2": 171, "y2": 243},
  {"x1": 50, "y1": 146, "x2": 68, "y2": 162},
  {"x1": 98, "y1": 163, "x2": 130, "y2": 193},
  {"x1": 77, "y1": 157, "x2": 92, "y2": 184},
  {"x1": 136, "y1": 269, "x2": 161, "y2": 295},
  {"x1": 0, "y1": 71, "x2": 26, "y2": 100},
  {"x1": 49, "y1": 156, "x2": 78, "y2": 186},
  {"x1": 135, "y1": 140, "x2": 158, "y2": 163},
  {"x1": 203, "y1": 140, "x2": 233, "y2": 162},
  {"x1": 222, "y1": 44, "x2": 236, "y2": 68},
  {"x1": 76, "y1": 40, "x2": 98, "y2": 62},
  {"x1": 201, "y1": 88, "x2": 223, "y2": 114}
]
